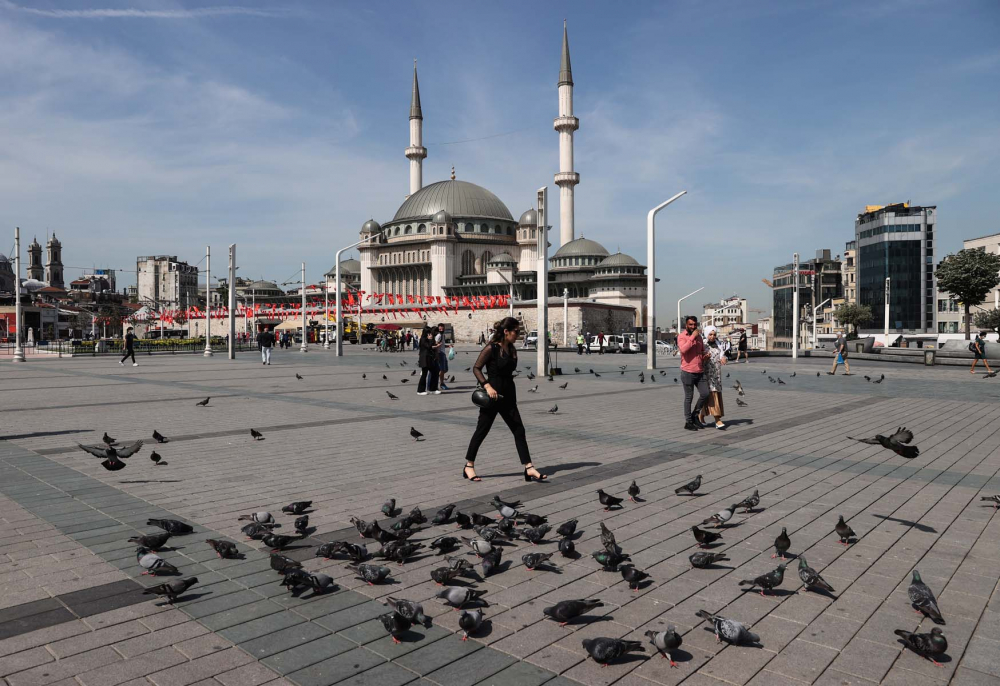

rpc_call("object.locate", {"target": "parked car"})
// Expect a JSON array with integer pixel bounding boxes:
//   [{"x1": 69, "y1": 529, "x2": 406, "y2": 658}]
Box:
[
  {"x1": 655, "y1": 340, "x2": 675, "y2": 355},
  {"x1": 588, "y1": 335, "x2": 621, "y2": 353},
  {"x1": 619, "y1": 334, "x2": 641, "y2": 354},
  {"x1": 523, "y1": 330, "x2": 538, "y2": 349}
]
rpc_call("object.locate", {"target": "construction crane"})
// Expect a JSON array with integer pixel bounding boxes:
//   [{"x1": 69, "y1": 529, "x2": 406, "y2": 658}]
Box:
[{"x1": 761, "y1": 278, "x2": 773, "y2": 288}]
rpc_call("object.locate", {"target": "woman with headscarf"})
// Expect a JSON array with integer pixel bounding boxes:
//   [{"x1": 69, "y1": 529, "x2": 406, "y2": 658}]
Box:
[
  {"x1": 416, "y1": 327, "x2": 440, "y2": 395},
  {"x1": 698, "y1": 326, "x2": 727, "y2": 429}
]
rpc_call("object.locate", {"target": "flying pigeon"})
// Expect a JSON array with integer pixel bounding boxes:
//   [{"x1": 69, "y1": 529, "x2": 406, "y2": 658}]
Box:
[
  {"x1": 77, "y1": 440, "x2": 144, "y2": 471},
  {"x1": 848, "y1": 426, "x2": 919, "y2": 458},
  {"x1": 597, "y1": 489, "x2": 624, "y2": 511},
  {"x1": 692, "y1": 526, "x2": 722, "y2": 547},
  {"x1": 136, "y1": 546, "x2": 178, "y2": 575},
  {"x1": 628, "y1": 480, "x2": 640, "y2": 502},
  {"x1": 739, "y1": 564, "x2": 786, "y2": 596},
  {"x1": 250, "y1": 429, "x2": 264, "y2": 440},
  {"x1": 675, "y1": 475, "x2": 702, "y2": 495},
  {"x1": 689, "y1": 551, "x2": 728, "y2": 568},
  {"x1": 196, "y1": 397, "x2": 210, "y2": 406},
  {"x1": 436, "y1": 586, "x2": 487, "y2": 609},
  {"x1": 282, "y1": 501, "x2": 312, "y2": 515},
  {"x1": 645, "y1": 627, "x2": 683, "y2": 667},
  {"x1": 908, "y1": 570, "x2": 944, "y2": 623},
  {"x1": 543, "y1": 599, "x2": 603, "y2": 626},
  {"x1": 410, "y1": 427, "x2": 424, "y2": 441},
  {"x1": 152, "y1": 430, "x2": 168, "y2": 444},
  {"x1": 146, "y1": 519, "x2": 193, "y2": 535},
  {"x1": 458, "y1": 609, "x2": 484, "y2": 640},
  {"x1": 205, "y1": 539, "x2": 239, "y2": 559},
  {"x1": 582, "y1": 638, "x2": 644, "y2": 665},
  {"x1": 128, "y1": 532, "x2": 171, "y2": 550},
  {"x1": 773, "y1": 527, "x2": 791, "y2": 559},
  {"x1": 142, "y1": 576, "x2": 198, "y2": 605},
  {"x1": 695, "y1": 610, "x2": 760, "y2": 645},
  {"x1": 797, "y1": 557, "x2": 835, "y2": 593},
  {"x1": 895, "y1": 628, "x2": 948, "y2": 666},
  {"x1": 835, "y1": 515, "x2": 856, "y2": 546}
]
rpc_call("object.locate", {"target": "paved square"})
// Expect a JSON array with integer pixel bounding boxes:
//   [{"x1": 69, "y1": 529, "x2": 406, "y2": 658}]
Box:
[{"x1": 2, "y1": 347, "x2": 998, "y2": 685}]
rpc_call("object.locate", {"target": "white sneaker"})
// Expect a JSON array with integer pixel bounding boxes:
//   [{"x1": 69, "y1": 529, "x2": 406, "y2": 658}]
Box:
[
  {"x1": 417, "y1": 391, "x2": 428, "y2": 396},
  {"x1": 133, "y1": 363, "x2": 138, "y2": 367},
  {"x1": 119, "y1": 361, "x2": 124, "y2": 365},
  {"x1": 433, "y1": 390, "x2": 442, "y2": 395}
]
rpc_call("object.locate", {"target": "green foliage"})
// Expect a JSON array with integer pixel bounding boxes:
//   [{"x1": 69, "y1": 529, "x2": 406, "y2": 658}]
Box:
[
  {"x1": 832, "y1": 303, "x2": 873, "y2": 335},
  {"x1": 973, "y1": 308, "x2": 1000, "y2": 334},
  {"x1": 936, "y1": 249, "x2": 1000, "y2": 338}
]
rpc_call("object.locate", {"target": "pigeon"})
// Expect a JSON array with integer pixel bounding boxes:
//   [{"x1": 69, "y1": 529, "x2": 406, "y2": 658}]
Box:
[
  {"x1": 315, "y1": 541, "x2": 348, "y2": 559},
  {"x1": 773, "y1": 527, "x2": 791, "y2": 559},
  {"x1": 690, "y1": 551, "x2": 728, "y2": 568},
  {"x1": 790, "y1": 372, "x2": 796, "y2": 377},
  {"x1": 736, "y1": 398, "x2": 748, "y2": 407},
  {"x1": 262, "y1": 533, "x2": 298, "y2": 551},
  {"x1": 817, "y1": 372, "x2": 820, "y2": 377},
  {"x1": 432, "y1": 504, "x2": 456, "y2": 525},
  {"x1": 528, "y1": 385, "x2": 539, "y2": 393},
  {"x1": 592, "y1": 549, "x2": 629, "y2": 571},
  {"x1": 543, "y1": 599, "x2": 604, "y2": 626},
  {"x1": 599, "y1": 523, "x2": 617, "y2": 552},
  {"x1": 430, "y1": 566, "x2": 463, "y2": 585},
  {"x1": 981, "y1": 495, "x2": 1000, "y2": 509},
  {"x1": 77, "y1": 440, "x2": 144, "y2": 467},
  {"x1": 777, "y1": 378, "x2": 785, "y2": 385},
  {"x1": 597, "y1": 490, "x2": 624, "y2": 511},
  {"x1": 386, "y1": 391, "x2": 398, "y2": 400},
  {"x1": 294, "y1": 515, "x2": 310, "y2": 535},
  {"x1": 768, "y1": 376, "x2": 776, "y2": 383},
  {"x1": 379, "y1": 611, "x2": 411, "y2": 644},
  {"x1": 446, "y1": 556, "x2": 475, "y2": 572},
  {"x1": 250, "y1": 429, "x2": 264, "y2": 440},
  {"x1": 142, "y1": 576, "x2": 198, "y2": 604},
  {"x1": 874, "y1": 373, "x2": 885, "y2": 384},
  {"x1": 739, "y1": 564, "x2": 786, "y2": 596},
  {"x1": 692, "y1": 526, "x2": 722, "y2": 547},
  {"x1": 385, "y1": 541, "x2": 424, "y2": 566},
  {"x1": 458, "y1": 609, "x2": 484, "y2": 640},
  {"x1": 269, "y1": 553, "x2": 302, "y2": 574},
  {"x1": 848, "y1": 426, "x2": 919, "y2": 458},
  {"x1": 436, "y1": 586, "x2": 488, "y2": 609},
  {"x1": 797, "y1": 557, "x2": 835, "y2": 593},
  {"x1": 152, "y1": 430, "x2": 168, "y2": 444},
  {"x1": 556, "y1": 519, "x2": 578, "y2": 538},
  {"x1": 410, "y1": 369, "x2": 416, "y2": 376},
  {"x1": 128, "y1": 532, "x2": 171, "y2": 550},
  {"x1": 559, "y1": 382, "x2": 568, "y2": 389},
  {"x1": 381, "y1": 499, "x2": 397, "y2": 517},
  {"x1": 521, "y1": 513, "x2": 548, "y2": 528},
  {"x1": 352, "y1": 563, "x2": 391, "y2": 585},
  {"x1": 481, "y1": 546, "x2": 502, "y2": 577},
  {"x1": 400, "y1": 379, "x2": 409, "y2": 384},
  {"x1": 548, "y1": 405, "x2": 558, "y2": 414},
  {"x1": 148, "y1": 450, "x2": 166, "y2": 466},
  {"x1": 196, "y1": 397, "x2": 210, "y2": 406},
  {"x1": 146, "y1": 519, "x2": 193, "y2": 535},
  {"x1": 522, "y1": 524, "x2": 551, "y2": 545},
  {"x1": 558, "y1": 538, "x2": 576, "y2": 557},
  {"x1": 449, "y1": 375, "x2": 456, "y2": 383},
  {"x1": 522, "y1": 552, "x2": 555, "y2": 570},
  {"x1": 864, "y1": 375, "x2": 871, "y2": 382},
  {"x1": 206, "y1": 539, "x2": 239, "y2": 559},
  {"x1": 646, "y1": 627, "x2": 683, "y2": 667},
  {"x1": 385, "y1": 597, "x2": 428, "y2": 627},
  {"x1": 582, "y1": 638, "x2": 644, "y2": 665},
  {"x1": 908, "y1": 570, "x2": 944, "y2": 623},
  {"x1": 238, "y1": 511, "x2": 274, "y2": 524},
  {"x1": 595, "y1": 372, "x2": 601, "y2": 377},
  {"x1": 462, "y1": 537, "x2": 494, "y2": 557},
  {"x1": 410, "y1": 427, "x2": 424, "y2": 441},
  {"x1": 306, "y1": 573, "x2": 335, "y2": 593},
  {"x1": 835, "y1": 515, "x2": 856, "y2": 546},
  {"x1": 984, "y1": 371, "x2": 998, "y2": 379},
  {"x1": 136, "y1": 547, "x2": 178, "y2": 575},
  {"x1": 454, "y1": 511, "x2": 472, "y2": 529},
  {"x1": 620, "y1": 564, "x2": 650, "y2": 592},
  {"x1": 895, "y1": 627, "x2": 948, "y2": 666},
  {"x1": 471, "y1": 513, "x2": 494, "y2": 527},
  {"x1": 295, "y1": 373, "x2": 303, "y2": 380},
  {"x1": 650, "y1": 374, "x2": 656, "y2": 382},
  {"x1": 241, "y1": 522, "x2": 277, "y2": 539},
  {"x1": 383, "y1": 374, "x2": 388, "y2": 380},
  {"x1": 362, "y1": 373, "x2": 366, "y2": 379},
  {"x1": 703, "y1": 504, "x2": 737, "y2": 528},
  {"x1": 639, "y1": 372, "x2": 644, "y2": 383},
  {"x1": 675, "y1": 475, "x2": 702, "y2": 495},
  {"x1": 102, "y1": 432, "x2": 117, "y2": 445},
  {"x1": 492, "y1": 500, "x2": 518, "y2": 520},
  {"x1": 574, "y1": 367, "x2": 581, "y2": 373},
  {"x1": 282, "y1": 501, "x2": 312, "y2": 515},
  {"x1": 430, "y1": 536, "x2": 460, "y2": 553},
  {"x1": 696, "y1": 610, "x2": 760, "y2": 645},
  {"x1": 736, "y1": 489, "x2": 759, "y2": 513}
]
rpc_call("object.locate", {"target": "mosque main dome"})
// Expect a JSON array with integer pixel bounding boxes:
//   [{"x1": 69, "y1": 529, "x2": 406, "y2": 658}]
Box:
[{"x1": 392, "y1": 179, "x2": 514, "y2": 223}]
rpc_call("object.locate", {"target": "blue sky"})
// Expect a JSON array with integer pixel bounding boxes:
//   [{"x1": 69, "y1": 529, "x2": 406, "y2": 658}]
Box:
[{"x1": 1, "y1": 0, "x2": 998, "y2": 321}]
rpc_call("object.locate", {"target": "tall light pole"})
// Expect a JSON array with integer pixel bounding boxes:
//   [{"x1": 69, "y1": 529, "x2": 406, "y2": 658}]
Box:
[
  {"x1": 323, "y1": 281, "x2": 331, "y2": 349},
  {"x1": 203, "y1": 245, "x2": 213, "y2": 357},
  {"x1": 562, "y1": 288, "x2": 569, "y2": 347},
  {"x1": 495, "y1": 269, "x2": 515, "y2": 319},
  {"x1": 12, "y1": 227, "x2": 24, "y2": 362},
  {"x1": 299, "y1": 262, "x2": 308, "y2": 352},
  {"x1": 884, "y1": 277, "x2": 891, "y2": 342},
  {"x1": 811, "y1": 298, "x2": 831, "y2": 350},
  {"x1": 676, "y1": 286, "x2": 705, "y2": 345},
  {"x1": 536, "y1": 186, "x2": 548, "y2": 376},
  {"x1": 336, "y1": 234, "x2": 384, "y2": 357},
  {"x1": 227, "y1": 244, "x2": 236, "y2": 360},
  {"x1": 647, "y1": 191, "x2": 687, "y2": 370},
  {"x1": 792, "y1": 253, "x2": 799, "y2": 359}
]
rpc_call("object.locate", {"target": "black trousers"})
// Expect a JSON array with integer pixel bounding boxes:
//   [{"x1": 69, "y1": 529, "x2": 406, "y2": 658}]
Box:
[
  {"x1": 682, "y1": 370, "x2": 709, "y2": 420},
  {"x1": 465, "y1": 401, "x2": 531, "y2": 465},
  {"x1": 120, "y1": 348, "x2": 135, "y2": 364},
  {"x1": 417, "y1": 364, "x2": 439, "y2": 393}
]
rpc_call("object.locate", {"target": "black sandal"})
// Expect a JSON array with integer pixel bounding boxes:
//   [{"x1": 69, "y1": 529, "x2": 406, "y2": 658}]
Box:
[
  {"x1": 523, "y1": 467, "x2": 548, "y2": 482},
  {"x1": 462, "y1": 465, "x2": 482, "y2": 482}
]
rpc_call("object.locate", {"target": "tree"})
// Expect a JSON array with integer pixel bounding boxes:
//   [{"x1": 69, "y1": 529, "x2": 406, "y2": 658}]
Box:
[
  {"x1": 832, "y1": 303, "x2": 872, "y2": 336},
  {"x1": 936, "y1": 249, "x2": 1000, "y2": 339},
  {"x1": 973, "y1": 308, "x2": 1000, "y2": 337}
]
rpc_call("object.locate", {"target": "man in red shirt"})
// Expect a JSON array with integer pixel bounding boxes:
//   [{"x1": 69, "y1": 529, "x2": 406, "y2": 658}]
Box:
[{"x1": 677, "y1": 315, "x2": 711, "y2": 430}]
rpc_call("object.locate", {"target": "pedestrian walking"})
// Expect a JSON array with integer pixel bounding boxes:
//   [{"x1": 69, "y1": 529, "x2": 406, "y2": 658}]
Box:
[
  {"x1": 417, "y1": 327, "x2": 440, "y2": 395},
  {"x1": 463, "y1": 317, "x2": 547, "y2": 483},
  {"x1": 971, "y1": 331, "x2": 992, "y2": 374},
  {"x1": 597, "y1": 331, "x2": 605, "y2": 355},
  {"x1": 436, "y1": 323, "x2": 450, "y2": 390},
  {"x1": 258, "y1": 327, "x2": 275, "y2": 365},
  {"x1": 736, "y1": 329, "x2": 749, "y2": 363},
  {"x1": 698, "y1": 326, "x2": 727, "y2": 429},
  {"x1": 478, "y1": 330, "x2": 486, "y2": 346},
  {"x1": 678, "y1": 315, "x2": 710, "y2": 431},
  {"x1": 828, "y1": 331, "x2": 851, "y2": 375},
  {"x1": 119, "y1": 327, "x2": 138, "y2": 366},
  {"x1": 584, "y1": 331, "x2": 592, "y2": 355},
  {"x1": 576, "y1": 332, "x2": 585, "y2": 355}
]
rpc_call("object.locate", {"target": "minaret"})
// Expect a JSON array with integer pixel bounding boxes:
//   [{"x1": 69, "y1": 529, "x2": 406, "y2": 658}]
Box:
[
  {"x1": 45, "y1": 233, "x2": 64, "y2": 289},
  {"x1": 554, "y1": 20, "x2": 580, "y2": 248},
  {"x1": 405, "y1": 60, "x2": 427, "y2": 197},
  {"x1": 27, "y1": 237, "x2": 43, "y2": 282}
]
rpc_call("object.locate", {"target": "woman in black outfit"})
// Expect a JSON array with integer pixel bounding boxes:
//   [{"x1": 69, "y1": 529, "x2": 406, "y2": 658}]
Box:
[
  {"x1": 463, "y1": 317, "x2": 547, "y2": 483},
  {"x1": 416, "y1": 327, "x2": 439, "y2": 395}
]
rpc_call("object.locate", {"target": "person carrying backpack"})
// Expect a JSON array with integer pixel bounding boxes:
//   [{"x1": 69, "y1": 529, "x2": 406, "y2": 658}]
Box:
[{"x1": 971, "y1": 332, "x2": 991, "y2": 375}]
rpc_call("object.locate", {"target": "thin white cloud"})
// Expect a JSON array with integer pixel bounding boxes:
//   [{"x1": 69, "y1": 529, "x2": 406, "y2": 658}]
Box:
[{"x1": 0, "y1": 1, "x2": 288, "y2": 19}]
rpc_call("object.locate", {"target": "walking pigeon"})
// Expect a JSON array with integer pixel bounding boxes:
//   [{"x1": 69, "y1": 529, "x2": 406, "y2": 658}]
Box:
[
  {"x1": 543, "y1": 599, "x2": 604, "y2": 626},
  {"x1": 895, "y1": 628, "x2": 948, "y2": 666},
  {"x1": 582, "y1": 638, "x2": 644, "y2": 665},
  {"x1": 835, "y1": 515, "x2": 856, "y2": 546},
  {"x1": 458, "y1": 609, "x2": 484, "y2": 640},
  {"x1": 797, "y1": 557, "x2": 835, "y2": 593},
  {"x1": 695, "y1": 610, "x2": 760, "y2": 645},
  {"x1": 597, "y1": 490, "x2": 624, "y2": 511},
  {"x1": 908, "y1": 570, "x2": 944, "y2": 623},
  {"x1": 773, "y1": 527, "x2": 791, "y2": 559},
  {"x1": 690, "y1": 551, "x2": 728, "y2": 568},
  {"x1": 739, "y1": 564, "x2": 786, "y2": 596},
  {"x1": 675, "y1": 475, "x2": 702, "y2": 495},
  {"x1": 142, "y1": 576, "x2": 198, "y2": 604},
  {"x1": 645, "y1": 627, "x2": 683, "y2": 667}
]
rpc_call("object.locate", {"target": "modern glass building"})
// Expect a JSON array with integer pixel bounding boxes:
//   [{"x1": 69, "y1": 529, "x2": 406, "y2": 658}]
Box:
[
  {"x1": 771, "y1": 249, "x2": 843, "y2": 350},
  {"x1": 855, "y1": 203, "x2": 935, "y2": 333}
]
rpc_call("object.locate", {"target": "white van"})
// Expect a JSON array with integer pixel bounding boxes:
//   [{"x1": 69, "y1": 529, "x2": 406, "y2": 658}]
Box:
[{"x1": 588, "y1": 334, "x2": 621, "y2": 353}]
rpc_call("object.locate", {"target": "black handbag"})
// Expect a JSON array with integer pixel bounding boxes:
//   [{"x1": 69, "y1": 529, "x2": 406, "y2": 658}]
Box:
[{"x1": 472, "y1": 386, "x2": 503, "y2": 410}]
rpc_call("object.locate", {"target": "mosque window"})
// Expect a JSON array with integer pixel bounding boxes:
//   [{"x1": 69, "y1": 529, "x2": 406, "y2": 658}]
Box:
[
  {"x1": 417, "y1": 224, "x2": 426, "y2": 233},
  {"x1": 464, "y1": 223, "x2": 473, "y2": 233},
  {"x1": 494, "y1": 225, "x2": 501, "y2": 234},
  {"x1": 405, "y1": 225, "x2": 413, "y2": 235},
  {"x1": 461, "y1": 250, "x2": 475, "y2": 276}
]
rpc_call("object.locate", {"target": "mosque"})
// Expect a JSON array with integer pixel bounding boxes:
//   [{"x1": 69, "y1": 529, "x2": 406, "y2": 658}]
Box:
[{"x1": 356, "y1": 24, "x2": 647, "y2": 334}]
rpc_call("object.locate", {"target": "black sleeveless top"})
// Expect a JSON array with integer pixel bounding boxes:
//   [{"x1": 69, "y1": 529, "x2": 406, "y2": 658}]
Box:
[{"x1": 472, "y1": 342, "x2": 518, "y2": 401}]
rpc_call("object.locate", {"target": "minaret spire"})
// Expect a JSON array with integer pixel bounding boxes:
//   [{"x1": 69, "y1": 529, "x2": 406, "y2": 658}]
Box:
[
  {"x1": 554, "y1": 20, "x2": 580, "y2": 248},
  {"x1": 405, "y1": 59, "x2": 427, "y2": 197}
]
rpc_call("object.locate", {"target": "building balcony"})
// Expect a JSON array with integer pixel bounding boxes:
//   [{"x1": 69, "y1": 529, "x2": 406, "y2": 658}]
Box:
[
  {"x1": 554, "y1": 172, "x2": 580, "y2": 187},
  {"x1": 553, "y1": 116, "x2": 579, "y2": 133}
]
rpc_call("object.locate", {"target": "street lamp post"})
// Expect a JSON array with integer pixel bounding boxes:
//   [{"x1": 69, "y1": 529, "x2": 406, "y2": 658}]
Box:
[
  {"x1": 676, "y1": 286, "x2": 705, "y2": 347},
  {"x1": 647, "y1": 191, "x2": 687, "y2": 370},
  {"x1": 884, "y1": 277, "x2": 890, "y2": 343},
  {"x1": 811, "y1": 298, "x2": 831, "y2": 350},
  {"x1": 323, "y1": 282, "x2": 331, "y2": 349},
  {"x1": 562, "y1": 288, "x2": 569, "y2": 347},
  {"x1": 12, "y1": 227, "x2": 24, "y2": 362},
  {"x1": 792, "y1": 253, "x2": 799, "y2": 359},
  {"x1": 203, "y1": 245, "x2": 213, "y2": 357},
  {"x1": 536, "y1": 186, "x2": 548, "y2": 376},
  {"x1": 336, "y1": 233, "x2": 385, "y2": 357},
  {"x1": 227, "y1": 244, "x2": 236, "y2": 360},
  {"x1": 300, "y1": 262, "x2": 308, "y2": 352}
]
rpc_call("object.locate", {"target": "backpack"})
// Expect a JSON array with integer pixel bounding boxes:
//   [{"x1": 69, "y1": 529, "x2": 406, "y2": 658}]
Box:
[{"x1": 970, "y1": 341, "x2": 978, "y2": 352}]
